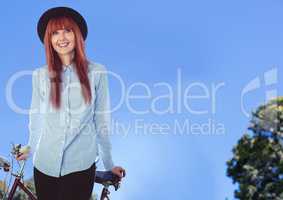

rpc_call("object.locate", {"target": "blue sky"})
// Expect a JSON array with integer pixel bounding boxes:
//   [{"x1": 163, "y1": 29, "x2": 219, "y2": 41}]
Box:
[{"x1": 0, "y1": 0, "x2": 283, "y2": 199}]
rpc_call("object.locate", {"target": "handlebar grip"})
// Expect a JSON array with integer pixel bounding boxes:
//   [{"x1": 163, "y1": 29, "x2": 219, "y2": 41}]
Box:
[{"x1": 95, "y1": 171, "x2": 120, "y2": 184}]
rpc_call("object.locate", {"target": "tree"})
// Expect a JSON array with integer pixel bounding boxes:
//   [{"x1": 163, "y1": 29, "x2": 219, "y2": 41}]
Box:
[{"x1": 227, "y1": 97, "x2": 283, "y2": 199}]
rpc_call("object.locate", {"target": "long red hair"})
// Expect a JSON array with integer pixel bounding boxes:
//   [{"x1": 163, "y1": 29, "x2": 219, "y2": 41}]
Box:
[{"x1": 44, "y1": 16, "x2": 92, "y2": 109}]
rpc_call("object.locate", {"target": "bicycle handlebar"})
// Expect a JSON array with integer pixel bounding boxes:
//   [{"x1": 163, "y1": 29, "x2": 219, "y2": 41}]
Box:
[
  {"x1": 1, "y1": 144, "x2": 125, "y2": 200},
  {"x1": 1, "y1": 144, "x2": 125, "y2": 190},
  {"x1": 95, "y1": 171, "x2": 124, "y2": 191}
]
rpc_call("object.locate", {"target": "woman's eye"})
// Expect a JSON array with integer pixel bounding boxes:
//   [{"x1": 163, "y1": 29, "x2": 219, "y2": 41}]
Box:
[
  {"x1": 65, "y1": 28, "x2": 71, "y2": 33},
  {"x1": 52, "y1": 31, "x2": 59, "y2": 35}
]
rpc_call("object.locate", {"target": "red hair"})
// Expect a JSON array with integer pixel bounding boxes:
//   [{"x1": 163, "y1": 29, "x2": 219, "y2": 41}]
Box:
[{"x1": 43, "y1": 16, "x2": 92, "y2": 109}]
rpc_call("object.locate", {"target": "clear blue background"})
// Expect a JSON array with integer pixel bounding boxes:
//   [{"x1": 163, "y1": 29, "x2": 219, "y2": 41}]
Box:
[{"x1": 0, "y1": 1, "x2": 283, "y2": 199}]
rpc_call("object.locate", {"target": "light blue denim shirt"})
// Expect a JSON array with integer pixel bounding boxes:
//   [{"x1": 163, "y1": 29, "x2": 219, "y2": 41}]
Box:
[{"x1": 27, "y1": 61, "x2": 114, "y2": 177}]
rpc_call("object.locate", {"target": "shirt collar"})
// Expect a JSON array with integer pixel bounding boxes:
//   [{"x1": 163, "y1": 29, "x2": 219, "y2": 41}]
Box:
[{"x1": 63, "y1": 62, "x2": 75, "y2": 72}]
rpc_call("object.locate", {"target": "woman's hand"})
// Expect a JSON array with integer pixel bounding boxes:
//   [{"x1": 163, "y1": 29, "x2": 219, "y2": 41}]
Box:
[
  {"x1": 16, "y1": 152, "x2": 29, "y2": 161},
  {"x1": 111, "y1": 166, "x2": 126, "y2": 179},
  {"x1": 15, "y1": 146, "x2": 31, "y2": 161}
]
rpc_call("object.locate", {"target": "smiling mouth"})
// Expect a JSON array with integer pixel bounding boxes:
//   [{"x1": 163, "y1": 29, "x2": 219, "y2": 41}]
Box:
[{"x1": 57, "y1": 42, "x2": 70, "y2": 48}]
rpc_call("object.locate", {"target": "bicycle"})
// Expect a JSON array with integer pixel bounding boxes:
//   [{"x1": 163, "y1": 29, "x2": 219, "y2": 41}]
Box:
[{"x1": 0, "y1": 144, "x2": 125, "y2": 200}]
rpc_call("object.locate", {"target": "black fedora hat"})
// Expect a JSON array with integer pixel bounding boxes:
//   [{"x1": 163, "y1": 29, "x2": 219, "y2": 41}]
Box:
[{"x1": 37, "y1": 6, "x2": 88, "y2": 43}]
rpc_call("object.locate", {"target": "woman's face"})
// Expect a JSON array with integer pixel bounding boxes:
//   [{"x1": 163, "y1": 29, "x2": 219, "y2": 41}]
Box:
[{"x1": 51, "y1": 27, "x2": 75, "y2": 56}]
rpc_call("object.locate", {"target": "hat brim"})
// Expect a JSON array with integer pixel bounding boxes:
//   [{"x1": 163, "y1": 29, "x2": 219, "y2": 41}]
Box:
[{"x1": 37, "y1": 7, "x2": 88, "y2": 43}]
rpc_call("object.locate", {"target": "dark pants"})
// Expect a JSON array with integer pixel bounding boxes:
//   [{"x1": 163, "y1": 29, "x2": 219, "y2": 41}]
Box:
[{"x1": 33, "y1": 163, "x2": 96, "y2": 200}]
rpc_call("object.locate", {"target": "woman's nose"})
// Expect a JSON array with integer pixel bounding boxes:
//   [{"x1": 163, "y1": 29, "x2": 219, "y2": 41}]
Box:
[{"x1": 58, "y1": 32, "x2": 66, "y2": 40}]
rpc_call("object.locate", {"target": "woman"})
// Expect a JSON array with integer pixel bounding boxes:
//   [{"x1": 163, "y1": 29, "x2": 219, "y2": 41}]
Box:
[{"x1": 16, "y1": 6, "x2": 125, "y2": 200}]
